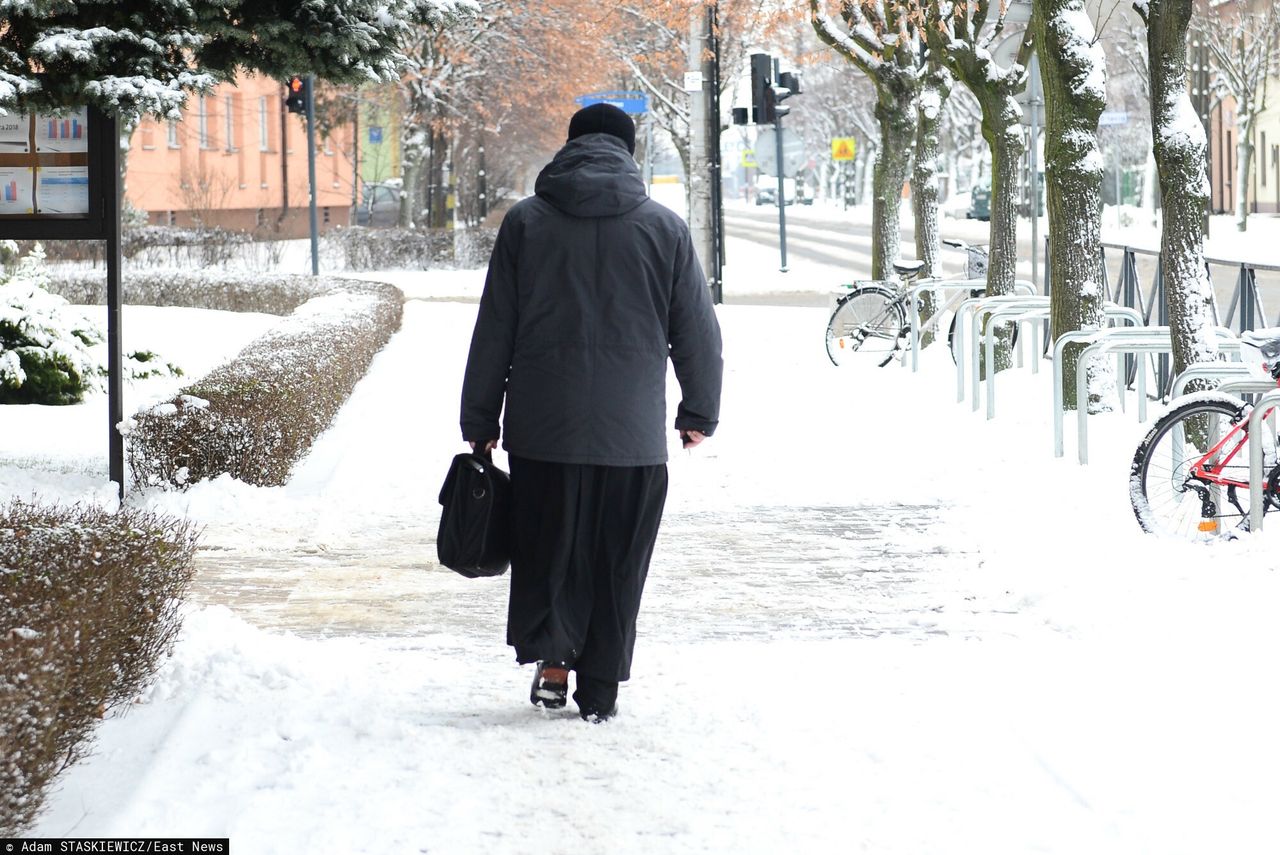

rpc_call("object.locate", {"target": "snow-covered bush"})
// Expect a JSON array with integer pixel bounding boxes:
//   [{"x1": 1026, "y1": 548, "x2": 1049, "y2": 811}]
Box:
[
  {"x1": 326, "y1": 226, "x2": 497, "y2": 270},
  {"x1": 126, "y1": 280, "x2": 403, "y2": 488},
  {"x1": 45, "y1": 268, "x2": 323, "y2": 316},
  {"x1": 0, "y1": 249, "x2": 181, "y2": 405},
  {"x1": 0, "y1": 501, "x2": 199, "y2": 836},
  {"x1": 0, "y1": 248, "x2": 101, "y2": 404}
]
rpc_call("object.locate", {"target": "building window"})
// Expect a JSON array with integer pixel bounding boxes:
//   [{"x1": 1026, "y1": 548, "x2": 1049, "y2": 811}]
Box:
[
  {"x1": 259, "y1": 96, "x2": 270, "y2": 151},
  {"x1": 197, "y1": 97, "x2": 209, "y2": 148},
  {"x1": 255, "y1": 208, "x2": 266, "y2": 228},
  {"x1": 167, "y1": 120, "x2": 180, "y2": 148},
  {"x1": 323, "y1": 206, "x2": 331, "y2": 225},
  {"x1": 167, "y1": 210, "x2": 177, "y2": 226},
  {"x1": 224, "y1": 94, "x2": 235, "y2": 151}
]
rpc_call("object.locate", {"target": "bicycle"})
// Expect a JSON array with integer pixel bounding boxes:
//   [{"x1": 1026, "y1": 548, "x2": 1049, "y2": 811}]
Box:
[
  {"x1": 1130, "y1": 332, "x2": 1280, "y2": 539},
  {"x1": 824, "y1": 239, "x2": 1012, "y2": 367}
]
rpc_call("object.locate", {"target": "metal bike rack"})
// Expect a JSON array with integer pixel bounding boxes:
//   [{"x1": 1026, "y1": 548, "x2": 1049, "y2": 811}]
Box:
[
  {"x1": 1170, "y1": 363, "x2": 1256, "y2": 400},
  {"x1": 969, "y1": 297, "x2": 1050, "y2": 409},
  {"x1": 1073, "y1": 329, "x2": 1241, "y2": 464},
  {"x1": 1247, "y1": 389, "x2": 1280, "y2": 532},
  {"x1": 955, "y1": 291, "x2": 1039, "y2": 403},
  {"x1": 1053, "y1": 328, "x2": 1169, "y2": 459},
  {"x1": 1054, "y1": 327, "x2": 1243, "y2": 459},
  {"x1": 972, "y1": 303, "x2": 1143, "y2": 421},
  {"x1": 907, "y1": 278, "x2": 987, "y2": 371},
  {"x1": 980, "y1": 305, "x2": 1050, "y2": 418}
]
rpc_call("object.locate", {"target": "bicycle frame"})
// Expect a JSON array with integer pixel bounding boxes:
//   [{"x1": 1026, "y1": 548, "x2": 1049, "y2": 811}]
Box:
[{"x1": 1189, "y1": 404, "x2": 1276, "y2": 490}]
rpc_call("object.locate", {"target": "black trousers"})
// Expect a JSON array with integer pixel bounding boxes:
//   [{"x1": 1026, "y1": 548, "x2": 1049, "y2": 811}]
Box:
[{"x1": 507, "y1": 455, "x2": 668, "y2": 682}]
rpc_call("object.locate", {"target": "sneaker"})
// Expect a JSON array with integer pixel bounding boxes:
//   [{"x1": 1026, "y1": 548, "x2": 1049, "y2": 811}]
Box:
[{"x1": 530, "y1": 661, "x2": 569, "y2": 709}]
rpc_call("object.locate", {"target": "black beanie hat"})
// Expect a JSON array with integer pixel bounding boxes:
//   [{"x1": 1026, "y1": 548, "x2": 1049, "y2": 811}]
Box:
[{"x1": 567, "y1": 102, "x2": 636, "y2": 154}]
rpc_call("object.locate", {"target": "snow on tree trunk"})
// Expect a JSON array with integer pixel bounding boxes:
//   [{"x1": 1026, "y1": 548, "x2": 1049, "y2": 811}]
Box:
[
  {"x1": 912, "y1": 67, "x2": 949, "y2": 342},
  {"x1": 1235, "y1": 133, "x2": 1253, "y2": 232},
  {"x1": 1034, "y1": 0, "x2": 1112, "y2": 411},
  {"x1": 872, "y1": 97, "x2": 916, "y2": 280},
  {"x1": 1142, "y1": 0, "x2": 1218, "y2": 380}
]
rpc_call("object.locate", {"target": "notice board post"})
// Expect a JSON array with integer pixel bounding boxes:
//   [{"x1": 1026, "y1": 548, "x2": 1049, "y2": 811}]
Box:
[{"x1": 0, "y1": 106, "x2": 125, "y2": 502}]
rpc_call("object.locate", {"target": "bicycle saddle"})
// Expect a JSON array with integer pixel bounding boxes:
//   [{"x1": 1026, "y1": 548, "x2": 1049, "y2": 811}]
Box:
[
  {"x1": 1241, "y1": 328, "x2": 1280, "y2": 378},
  {"x1": 893, "y1": 259, "x2": 926, "y2": 279}
]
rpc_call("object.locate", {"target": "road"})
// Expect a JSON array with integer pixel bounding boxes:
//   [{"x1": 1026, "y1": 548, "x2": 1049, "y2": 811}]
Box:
[{"x1": 725, "y1": 203, "x2": 1280, "y2": 323}]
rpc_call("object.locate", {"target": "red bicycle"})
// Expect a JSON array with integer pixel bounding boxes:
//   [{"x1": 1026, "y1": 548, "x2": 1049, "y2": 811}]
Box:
[{"x1": 1130, "y1": 335, "x2": 1280, "y2": 538}]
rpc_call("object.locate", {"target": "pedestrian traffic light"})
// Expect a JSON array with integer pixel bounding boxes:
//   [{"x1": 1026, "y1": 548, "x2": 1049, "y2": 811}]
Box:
[
  {"x1": 750, "y1": 53, "x2": 772, "y2": 126},
  {"x1": 732, "y1": 106, "x2": 749, "y2": 126},
  {"x1": 285, "y1": 76, "x2": 308, "y2": 114},
  {"x1": 764, "y1": 82, "x2": 791, "y2": 123}
]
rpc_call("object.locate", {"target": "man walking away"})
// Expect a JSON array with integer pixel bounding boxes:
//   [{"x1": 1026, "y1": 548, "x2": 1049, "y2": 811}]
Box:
[{"x1": 460, "y1": 102, "x2": 723, "y2": 722}]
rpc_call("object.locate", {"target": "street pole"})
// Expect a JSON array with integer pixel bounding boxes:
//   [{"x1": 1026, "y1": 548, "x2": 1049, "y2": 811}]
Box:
[
  {"x1": 774, "y1": 116, "x2": 788, "y2": 273},
  {"x1": 104, "y1": 112, "x2": 124, "y2": 502},
  {"x1": 687, "y1": 11, "x2": 713, "y2": 287},
  {"x1": 305, "y1": 74, "x2": 319, "y2": 276},
  {"x1": 708, "y1": 0, "x2": 724, "y2": 303},
  {"x1": 1028, "y1": 53, "x2": 1041, "y2": 292}
]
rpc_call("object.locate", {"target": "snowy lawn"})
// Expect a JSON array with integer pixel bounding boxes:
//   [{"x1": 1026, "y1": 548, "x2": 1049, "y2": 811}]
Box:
[{"x1": 6, "y1": 290, "x2": 1280, "y2": 853}]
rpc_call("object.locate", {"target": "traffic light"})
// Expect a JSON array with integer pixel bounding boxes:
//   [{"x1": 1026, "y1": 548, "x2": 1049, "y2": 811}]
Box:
[
  {"x1": 750, "y1": 53, "x2": 771, "y2": 125},
  {"x1": 285, "y1": 76, "x2": 308, "y2": 114}
]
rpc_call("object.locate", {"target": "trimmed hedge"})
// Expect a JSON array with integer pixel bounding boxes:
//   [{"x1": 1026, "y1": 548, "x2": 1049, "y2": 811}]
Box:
[
  {"x1": 0, "y1": 501, "x2": 199, "y2": 835},
  {"x1": 45, "y1": 268, "x2": 322, "y2": 316},
  {"x1": 125, "y1": 279, "x2": 403, "y2": 487},
  {"x1": 325, "y1": 225, "x2": 497, "y2": 271}
]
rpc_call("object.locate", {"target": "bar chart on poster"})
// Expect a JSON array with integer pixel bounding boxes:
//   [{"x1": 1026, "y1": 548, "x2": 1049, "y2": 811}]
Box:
[
  {"x1": 0, "y1": 166, "x2": 35, "y2": 214},
  {"x1": 36, "y1": 108, "x2": 88, "y2": 153}
]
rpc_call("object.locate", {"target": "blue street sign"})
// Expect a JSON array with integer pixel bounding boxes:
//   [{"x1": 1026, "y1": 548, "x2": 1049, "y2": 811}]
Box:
[
  {"x1": 574, "y1": 91, "x2": 648, "y2": 115},
  {"x1": 369, "y1": 125, "x2": 383, "y2": 144}
]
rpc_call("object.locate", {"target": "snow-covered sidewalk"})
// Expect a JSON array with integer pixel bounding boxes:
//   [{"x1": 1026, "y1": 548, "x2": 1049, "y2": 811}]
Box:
[{"x1": 19, "y1": 295, "x2": 1280, "y2": 853}]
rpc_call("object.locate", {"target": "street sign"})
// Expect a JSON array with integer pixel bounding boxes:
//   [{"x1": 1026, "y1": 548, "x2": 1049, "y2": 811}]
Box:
[
  {"x1": 368, "y1": 125, "x2": 383, "y2": 144},
  {"x1": 741, "y1": 149, "x2": 756, "y2": 168},
  {"x1": 831, "y1": 137, "x2": 856, "y2": 161},
  {"x1": 1098, "y1": 110, "x2": 1129, "y2": 127},
  {"x1": 682, "y1": 71, "x2": 704, "y2": 92},
  {"x1": 575, "y1": 91, "x2": 648, "y2": 115},
  {"x1": 754, "y1": 127, "x2": 805, "y2": 177}
]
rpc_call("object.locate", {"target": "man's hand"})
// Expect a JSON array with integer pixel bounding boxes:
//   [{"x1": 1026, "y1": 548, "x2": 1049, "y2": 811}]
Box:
[
  {"x1": 679, "y1": 430, "x2": 706, "y2": 449},
  {"x1": 469, "y1": 439, "x2": 498, "y2": 453}
]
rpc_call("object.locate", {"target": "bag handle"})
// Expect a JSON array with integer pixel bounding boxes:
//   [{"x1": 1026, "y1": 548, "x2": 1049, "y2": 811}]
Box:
[{"x1": 472, "y1": 441, "x2": 493, "y2": 460}]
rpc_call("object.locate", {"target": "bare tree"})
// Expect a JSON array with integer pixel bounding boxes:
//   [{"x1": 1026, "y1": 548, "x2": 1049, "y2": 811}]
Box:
[
  {"x1": 810, "y1": 0, "x2": 924, "y2": 280},
  {"x1": 1134, "y1": 0, "x2": 1218, "y2": 386},
  {"x1": 1197, "y1": 2, "x2": 1280, "y2": 231},
  {"x1": 924, "y1": 0, "x2": 1032, "y2": 370},
  {"x1": 1033, "y1": 0, "x2": 1112, "y2": 410}
]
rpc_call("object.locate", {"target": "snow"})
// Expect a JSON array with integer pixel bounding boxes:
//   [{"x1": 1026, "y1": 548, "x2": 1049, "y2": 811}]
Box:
[
  {"x1": 4, "y1": 272, "x2": 1279, "y2": 850},
  {"x1": 1051, "y1": 7, "x2": 1107, "y2": 104},
  {"x1": 7, "y1": 203, "x2": 1280, "y2": 848}
]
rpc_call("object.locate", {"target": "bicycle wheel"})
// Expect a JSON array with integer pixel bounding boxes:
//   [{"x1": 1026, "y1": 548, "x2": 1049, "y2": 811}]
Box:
[
  {"x1": 1130, "y1": 393, "x2": 1277, "y2": 538},
  {"x1": 826, "y1": 286, "x2": 905, "y2": 367},
  {"x1": 946, "y1": 292, "x2": 1020, "y2": 365}
]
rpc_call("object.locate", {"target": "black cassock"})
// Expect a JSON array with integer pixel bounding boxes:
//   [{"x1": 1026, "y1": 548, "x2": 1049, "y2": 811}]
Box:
[{"x1": 506, "y1": 455, "x2": 668, "y2": 682}]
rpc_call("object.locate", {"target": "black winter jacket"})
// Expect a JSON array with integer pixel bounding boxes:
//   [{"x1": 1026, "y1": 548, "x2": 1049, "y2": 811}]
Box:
[{"x1": 460, "y1": 133, "x2": 723, "y2": 466}]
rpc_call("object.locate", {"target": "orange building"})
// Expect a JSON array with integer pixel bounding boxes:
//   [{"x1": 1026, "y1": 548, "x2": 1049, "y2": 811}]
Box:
[{"x1": 125, "y1": 74, "x2": 357, "y2": 237}]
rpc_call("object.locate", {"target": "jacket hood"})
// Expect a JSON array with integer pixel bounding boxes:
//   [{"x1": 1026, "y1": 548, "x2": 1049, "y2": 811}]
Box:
[{"x1": 534, "y1": 133, "x2": 648, "y2": 218}]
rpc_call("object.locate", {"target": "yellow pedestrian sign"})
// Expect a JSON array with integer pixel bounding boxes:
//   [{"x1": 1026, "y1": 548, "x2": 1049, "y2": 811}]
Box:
[
  {"x1": 831, "y1": 137, "x2": 856, "y2": 161},
  {"x1": 741, "y1": 149, "x2": 756, "y2": 168}
]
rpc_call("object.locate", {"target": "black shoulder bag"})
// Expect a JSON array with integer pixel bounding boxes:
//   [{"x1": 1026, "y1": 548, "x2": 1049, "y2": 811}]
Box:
[{"x1": 436, "y1": 446, "x2": 511, "y2": 578}]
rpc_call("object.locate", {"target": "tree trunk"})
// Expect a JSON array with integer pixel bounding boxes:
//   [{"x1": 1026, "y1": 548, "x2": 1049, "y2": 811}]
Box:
[
  {"x1": 871, "y1": 95, "x2": 916, "y2": 280},
  {"x1": 1146, "y1": 0, "x2": 1218, "y2": 380},
  {"x1": 1035, "y1": 0, "x2": 1111, "y2": 411},
  {"x1": 912, "y1": 67, "x2": 949, "y2": 343},
  {"x1": 1236, "y1": 131, "x2": 1253, "y2": 231}
]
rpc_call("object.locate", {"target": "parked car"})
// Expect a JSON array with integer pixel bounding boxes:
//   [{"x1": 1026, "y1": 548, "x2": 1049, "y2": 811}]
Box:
[
  {"x1": 755, "y1": 180, "x2": 797, "y2": 206},
  {"x1": 967, "y1": 181, "x2": 991, "y2": 221},
  {"x1": 355, "y1": 182, "x2": 400, "y2": 228}
]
